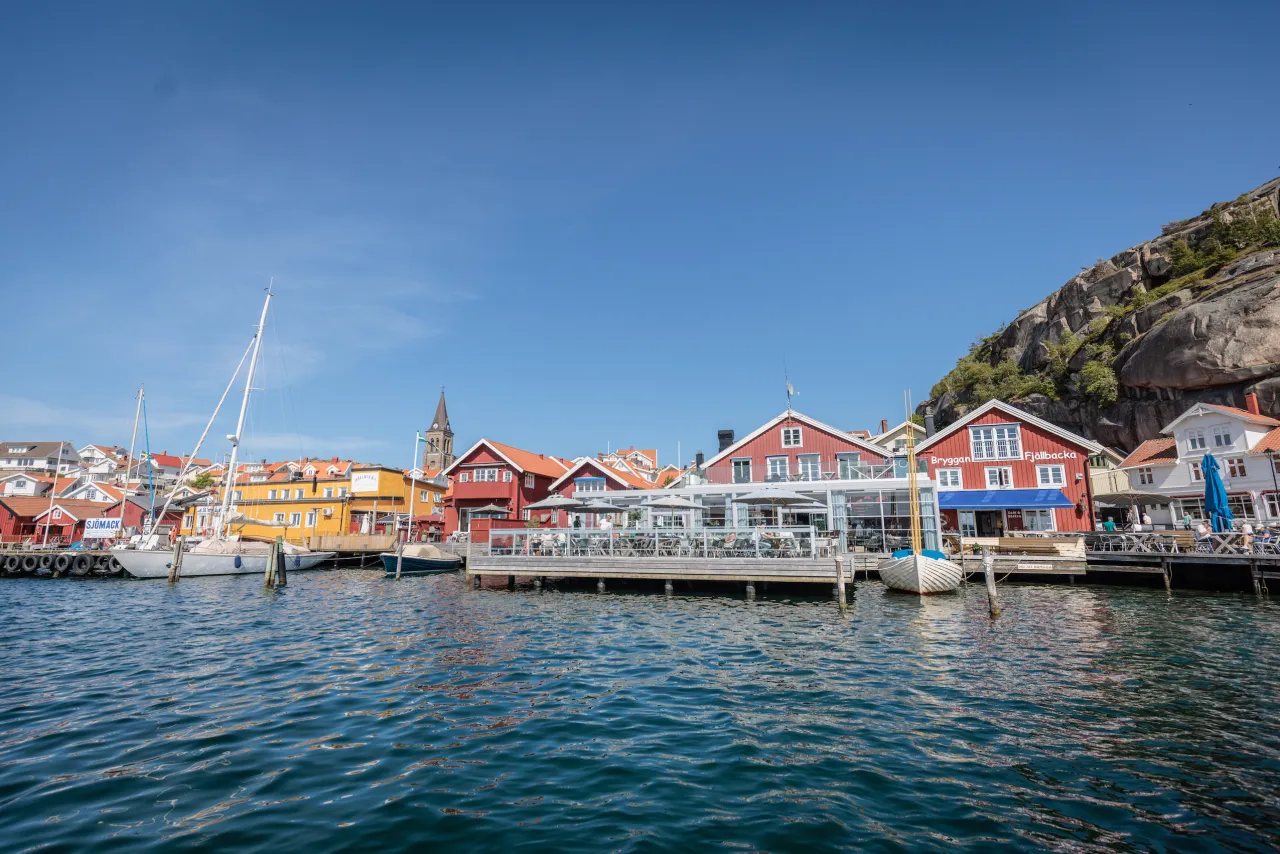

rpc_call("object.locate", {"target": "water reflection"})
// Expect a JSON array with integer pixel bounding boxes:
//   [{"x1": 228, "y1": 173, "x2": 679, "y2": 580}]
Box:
[{"x1": 0, "y1": 574, "x2": 1277, "y2": 852}]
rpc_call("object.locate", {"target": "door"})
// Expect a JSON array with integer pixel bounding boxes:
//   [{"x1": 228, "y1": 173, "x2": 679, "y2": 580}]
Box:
[{"x1": 975, "y1": 510, "x2": 1004, "y2": 537}]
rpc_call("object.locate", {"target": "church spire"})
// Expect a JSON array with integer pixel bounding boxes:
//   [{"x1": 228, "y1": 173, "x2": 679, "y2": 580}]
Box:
[{"x1": 431, "y1": 388, "x2": 450, "y2": 432}]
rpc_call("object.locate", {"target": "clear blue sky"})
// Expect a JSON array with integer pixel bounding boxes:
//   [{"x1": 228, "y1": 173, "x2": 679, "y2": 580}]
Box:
[{"x1": 3, "y1": 1, "x2": 1277, "y2": 468}]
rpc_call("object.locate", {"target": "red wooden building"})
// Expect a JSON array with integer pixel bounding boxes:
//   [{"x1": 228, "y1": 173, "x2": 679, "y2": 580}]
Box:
[
  {"x1": 695, "y1": 410, "x2": 891, "y2": 485},
  {"x1": 913, "y1": 400, "x2": 1102, "y2": 537},
  {"x1": 441, "y1": 439, "x2": 574, "y2": 538}
]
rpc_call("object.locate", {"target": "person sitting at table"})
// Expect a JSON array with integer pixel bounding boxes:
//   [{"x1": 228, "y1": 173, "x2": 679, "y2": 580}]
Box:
[{"x1": 1102, "y1": 518, "x2": 1117, "y2": 533}]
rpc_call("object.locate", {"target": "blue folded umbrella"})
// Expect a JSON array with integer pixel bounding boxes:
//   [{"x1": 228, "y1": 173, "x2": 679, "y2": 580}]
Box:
[{"x1": 1202, "y1": 453, "x2": 1235, "y2": 533}]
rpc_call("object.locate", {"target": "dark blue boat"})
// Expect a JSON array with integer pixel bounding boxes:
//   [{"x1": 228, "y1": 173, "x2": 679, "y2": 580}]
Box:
[{"x1": 380, "y1": 551, "x2": 463, "y2": 576}]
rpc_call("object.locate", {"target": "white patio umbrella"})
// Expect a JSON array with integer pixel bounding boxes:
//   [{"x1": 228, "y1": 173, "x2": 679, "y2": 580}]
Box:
[
  {"x1": 732, "y1": 488, "x2": 814, "y2": 526},
  {"x1": 644, "y1": 495, "x2": 703, "y2": 509},
  {"x1": 470, "y1": 503, "x2": 511, "y2": 515},
  {"x1": 524, "y1": 495, "x2": 584, "y2": 510}
]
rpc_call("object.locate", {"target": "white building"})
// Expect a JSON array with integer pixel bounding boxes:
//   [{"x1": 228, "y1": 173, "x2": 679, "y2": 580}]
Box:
[
  {"x1": 1118, "y1": 395, "x2": 1280, "y2": 526},
  {"x1": 0, "y1": 441, "x2": 80, "y2": 475}
]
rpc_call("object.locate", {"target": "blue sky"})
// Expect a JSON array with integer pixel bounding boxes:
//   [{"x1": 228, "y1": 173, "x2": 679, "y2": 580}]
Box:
[{"x1": 2, "y1": 1, "x2": 1278, "y2": 468}]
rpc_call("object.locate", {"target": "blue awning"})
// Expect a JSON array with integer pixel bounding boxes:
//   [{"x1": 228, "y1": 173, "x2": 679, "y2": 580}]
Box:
[{"x1": 938, "y1": 489, "x2": 1075, "y2": 510}]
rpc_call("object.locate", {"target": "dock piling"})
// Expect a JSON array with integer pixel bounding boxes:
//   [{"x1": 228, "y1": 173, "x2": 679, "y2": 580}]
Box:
[
  {"x1": 745, "y1": 581, "x2": 756, "y2": 599},
  {"x1": 508, "y1": 575, "x2": 515, "y2": 589},
  {"x1": 835, "y1": 555, "x2": 847, "y2": 612},
  {"x1": 664, "y1": 580, "x2": 673, "y2": 595},
  {"x1": 264, "y1": 539, "x2": 277, "y2": 587},
  {"x1": 533, "y1": 576, "x2": 542, "y2": 589},
  {"x1": 275, "y1": 536, "x2": 287, "y2": 587},
  {"x1": 1161, "y1": 558, "x2": 1171, "y2": 594},
  {"x1": 597, "y1": 578, "x2": 606, "y2": 593},
  {"x1": 168, "y1": 536, "x2": 184, "y2": 583},
  {"x1": 982, "y1": 548, "x2": 1001, "y2": 618}
]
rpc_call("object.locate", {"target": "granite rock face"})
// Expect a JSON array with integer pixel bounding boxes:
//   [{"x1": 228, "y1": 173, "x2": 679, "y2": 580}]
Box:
[{"x1": 925, "y1": 179, "x2": 1280, "y2": 451}]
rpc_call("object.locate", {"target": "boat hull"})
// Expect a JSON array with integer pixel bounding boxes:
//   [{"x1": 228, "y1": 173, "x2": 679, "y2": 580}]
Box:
[
  {"x1": 114, "y1": 549, "x2": 336, "y2": 579},
  {"x1": 380, "y1": 553, "x2": 463, "y2": 576},
  {"x1": 878, "y1": 552, "x2": 963, "y2": 594}
]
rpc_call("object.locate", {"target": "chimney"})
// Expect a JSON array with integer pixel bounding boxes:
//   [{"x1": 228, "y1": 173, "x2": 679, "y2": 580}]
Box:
[
  {"x1": 332, "y1": 456, "x2": 339, "y2": 463},
  {"x1": 925, "y1": 412, "x2": 936, "y2": 438},
  {"x1": 880, "y1": 419, "x2": 889, "y2": 434},
  {"x1": 717, "y1": 429, "x2": 735, "y2": 452},
  {"x1": 695, "y1": 451, "x2": 705, "y2": 470},
  {"x1": 1246, "y1": 392, "x2": 1261, "y2": 416}
]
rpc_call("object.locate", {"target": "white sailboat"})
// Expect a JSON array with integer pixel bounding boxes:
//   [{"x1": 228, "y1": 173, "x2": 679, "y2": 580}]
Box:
[
  {"x1": 115, "y1": 289, "x2": 335, "y2": 579},
  {"x1": 878, "y1": 394, "x2": 963, "y2": 595}
]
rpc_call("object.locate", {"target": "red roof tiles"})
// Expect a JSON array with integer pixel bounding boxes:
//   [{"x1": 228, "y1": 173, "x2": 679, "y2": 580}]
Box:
[{"x1": 1119, "y1": 438, "x2": 1178, "y2": 468}]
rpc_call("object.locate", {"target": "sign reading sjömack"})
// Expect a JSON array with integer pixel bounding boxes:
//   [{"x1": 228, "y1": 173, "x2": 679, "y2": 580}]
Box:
[
  {"x1": 84, "y1": 518, "x2": 122, "y2": 539},
  {"x1": 350, "y1": 472, "x2": 380, "y2": 494}
]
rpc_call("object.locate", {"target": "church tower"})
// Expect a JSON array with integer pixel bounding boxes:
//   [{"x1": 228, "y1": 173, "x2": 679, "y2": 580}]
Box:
[{"x1": 424, "y1": 389, "x2": 455, "y2": 471}]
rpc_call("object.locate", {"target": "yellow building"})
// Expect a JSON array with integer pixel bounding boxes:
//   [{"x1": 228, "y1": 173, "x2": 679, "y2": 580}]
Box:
[{"x1": 180, "y1": 457, "x2": 446, "y2": 544}]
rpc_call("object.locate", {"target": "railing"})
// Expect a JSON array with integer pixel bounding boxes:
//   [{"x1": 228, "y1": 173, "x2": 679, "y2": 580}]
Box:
[
  {"x1": 486, "y1": 526, "x2": 830, "y2": 559},
  {"x1": 1087, "y1": 532, "x2": 1280, "y2": 556},
  {"x1": 689, "y1": 461, "x2": 923, "y2": 486}
]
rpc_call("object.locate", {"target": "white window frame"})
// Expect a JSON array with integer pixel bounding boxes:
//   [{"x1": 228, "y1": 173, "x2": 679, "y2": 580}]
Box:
[
  {"x1": 1023, "y1": 508, "x2": 1056, "y2": 532},
  {"x1": 324, "y1": 487, "x2": 334, "y2": 498},
  {"x1": 1266, "y1": 493, "x2": 1280, "y2": 519},
  {"x1": 522, "y1": 509, "x2": 531, "y2": 521},
  {"x1": 1212, "y1": 426, "x2": 1233, "y2": 447},
  {"x1": 959, "y1": 510, "x2": 977, "y2": 537},
  {"x1": 294, "y1": 488, "x2": 303, "y2": 499},
  {"x1": 524, "y1": 473, "x2": 535, "y2": 488},
  {"x1": 458, "y1": 472, "x2": 469, "y2": 483},
  {"x1": 305, "y1": 510, "x2": 317, "y2": 527},
  {"x1": 473, "y1": 468, "x2": 499, "y2": 483},
  {"x1": 420, "y1": 489, "x2": 429, "y2": 501},
  {"x1": 731, "y1": 458, "x2": 752, "y2": 483},
  {"x1": 338, "y1": 487, "x2": 347, "y2": 497},
  {"x1": 781, "y1": 427, "x2": 802, "y2": 448},
  {"x1": 289, "y1": 512, "x2": 301, "y2": 526},
  {"x1": 1035, "y1": 464, "x2": 1065, "y2": 487},
  {"x1": 1226, "y1": 457, "x2": 1247, "y2": 478},
  {"x1": 502, "y1": 470, "x2": 513, "y2": 482},
  {"x1": 970, "y1": 424, "x2": 1021, "y2": 460},
  {"x1": 766, "y1": 455, "x2": 789, "y2": 481},
  {"x1": 1190, "y1": 462, "x2": 1203, "y2": 483},
  {"x1": 985, "y1": 466, "x2": 1013, "y2": 489},
  {"x1": 1136, "y1": 467, "x2": 1154, "y2": 486},
  {"x1": 1186, "y1": 429, "x2": 1206, "y2": 451},
  {"x1": 796, "y1": 454, "x2": 821, "y2": 481},
  {"x1": 267, "y1": 489, "x2": 277, "y2": 499},
  {"x1": 234, "y1": 490, "x2": 243, "y2": 501},
  {"x1": 273, "y1": 512, "x2": 286, "y2": 523},
  {"x1": 936, "y1": 468, "x2": 962, "y2": 490}
]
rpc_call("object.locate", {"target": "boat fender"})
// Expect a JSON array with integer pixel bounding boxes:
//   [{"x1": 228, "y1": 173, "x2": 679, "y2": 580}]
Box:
[
  {"x1": 39, "y1": 554, "x2": 54, "y2": 569},
  {"x1": 54, "y1": 554, "x2": 72, "y2": 572},
  {"x1": 22, "y1": 555, "x2": 39, "y2": 572},
  {"x1": 108, "y1": 557, "x2": 123, "y2": 574},
  {"x1": 2, "y1": 555, "x2": 18, "y2": 572},
  {"x1": 234, "y1": 555, "x2": 242, "y2": 569},
  {"x1": 71, "y1": 555, "x2": 92, "y2": 575}
]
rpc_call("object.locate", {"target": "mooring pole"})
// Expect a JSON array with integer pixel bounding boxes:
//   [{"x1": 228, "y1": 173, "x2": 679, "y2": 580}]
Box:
[
  {"x1": 982, "y1": 548, "x2": 1000, "y2": 618},
  {"x1": 276, "y1": 535, "x2": 287, "y2": 587},
  {"x1": 835, "y1": 554, "x2": 847, "y2": 612},
  {"x1": 168, "y1": 536, "x2": 184, "y2": 583},
  {"x1": 264, "y1": 538, "x2": 277, "y2": 587}
]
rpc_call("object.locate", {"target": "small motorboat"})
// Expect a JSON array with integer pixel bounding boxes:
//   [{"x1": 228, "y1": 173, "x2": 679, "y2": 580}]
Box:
[{"x1": 381, "y1": 543, "x2": 463, "y2": 576}]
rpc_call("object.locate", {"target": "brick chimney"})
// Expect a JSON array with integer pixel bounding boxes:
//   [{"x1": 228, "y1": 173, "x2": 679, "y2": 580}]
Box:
[
  {"x1": 880, "y1": 419, "x2": 889, "y2": 434},
  {"x1": 1246, "y1": 392, "x2": 1261, "y2": 415}
]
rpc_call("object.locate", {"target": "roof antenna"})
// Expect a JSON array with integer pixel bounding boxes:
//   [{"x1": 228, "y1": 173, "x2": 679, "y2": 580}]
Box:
[{"x1": 784, "y1": 358, "x2": 797, "y2": 412}]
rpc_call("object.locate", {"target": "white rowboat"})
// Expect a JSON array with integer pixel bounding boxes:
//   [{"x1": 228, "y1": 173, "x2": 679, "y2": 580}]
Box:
[
  {"x1": 114, "y1": 548, "x2": 336, "y2": 578},
  {"x1": 878, "y1": 551, "x2": 963, "y2": 595}
]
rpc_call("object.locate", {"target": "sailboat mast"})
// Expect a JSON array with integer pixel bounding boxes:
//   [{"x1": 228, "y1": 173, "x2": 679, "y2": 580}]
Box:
[
  {"x1": 217, "y1": 290, "x2": 272, "y2": 538},
  {"x1": 118, "y1": 384, "x2": 144, "y2": 526},
  {"x1": 905, "y1": 391, "x2": 923, "y2": 555}
]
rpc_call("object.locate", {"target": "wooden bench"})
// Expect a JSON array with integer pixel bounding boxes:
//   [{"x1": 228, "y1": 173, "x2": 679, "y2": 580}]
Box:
[{"x1": 997, "y1": 537, "x2": 1086, "y2": 558}]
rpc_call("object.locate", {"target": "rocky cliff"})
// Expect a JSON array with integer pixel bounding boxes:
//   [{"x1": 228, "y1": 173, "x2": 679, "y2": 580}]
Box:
[{"x1": 925, "y1": 177, "x2": 1280, "y2": 451}]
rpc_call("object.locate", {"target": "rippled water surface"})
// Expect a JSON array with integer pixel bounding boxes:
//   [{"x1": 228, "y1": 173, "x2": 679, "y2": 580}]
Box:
[{"x1": 2, "y1": 573, "x2": 1280, "y2": 852}]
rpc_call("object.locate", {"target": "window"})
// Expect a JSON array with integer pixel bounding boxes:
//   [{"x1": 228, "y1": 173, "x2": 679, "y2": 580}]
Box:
[
  {"x1": 1186, "y1": 429, "x2": 1206, "y2": 451},
  {"x1": 1023, "y1": 509, "x2": 1056, "y2": 531},
  {"x1": 13, "y1": 479, "x2": 25, "y2": 488},
  {"x1": 959, "y1": 511, "x2": 977, "y2": 538},
  {"x1": 936, "y1": 469, "x2": 962, "y2": 490},
  {"x1": 1190, "y1": 462, "x2": 1203, "y2": 482},
  {"x1": 273, "y1": 512, "x2": 286, "y2": 523},
  {"x1": 250, "y1": 475, "x2": 267, "y2": 483},
  {"x1": 837, "y1": 453, "x2": 862, "y2": 480},
  {"x1": 575, "y1": 477, "x2": 605, "y2": 492},
  {"x1": 524, "y1": 474, "x2": 535, "y2": 488},
  {"x1": 731, "y1": 458, "x2": 752, "y2": 483},
  {"x1": 85, "y1": 488, "x2": 97, "y2": 500},
  {"x1": 458, "y1": 472, "x2": 469, "y2": 483},
  {"x1": 797, "y1": 454, "x2": 821, "y2": 481},
  {"x1": 234, "y1": 490, "x2": 243, "y2": 501},
  {"x1": 474, "y1": 468, "x2": 498, "y2": 482},
  {"x1": 305, "y1": 510, "x2": 317, "y2": 527},
  {"x1": 304, "y1": 466, "x2": 316, "y2": 476},
  {"x1": 336, "y1": 487, "x2": 346, "y2": 497},
  {"x1": 522, "y1": 509, "x2": 531, "y2": 521},
  {"x1": 290, "y1": 512, "x2": 301, "y2": 526},
  {"x1": 970, "y1": 424, "x2": 1021, "y2": 460},
  {"x1": 1179, "y1": 498, "x2": 1206, "y2": 519},
  {"x1": 420, "y1": 489, "x2": 429, "y2": 501},
  {"x1": 324, "y1": 487, "x2": 334, "y2": 498},
  {"x1": 766, "y1": 456, "x2": 789, "y2": 481},
  {"x1": 985, "y1": 467, "x2": 1013, "y2": 488},
  {"x1": 781, "y1": 427, "x2": 802, "y2": 448},
  {"x1": 327, "y1": 466, "x2": 339, "y2": 475},
  {"x1": 1226, "y1": 457, "x2": 1247, "y2": 478},
  {"x1": 52, "y1": 508, "x2": 62, "y2": 520},
  {"x1": 267, "y1": 489, "x2": 277, "y2": 499},
  {"x1": 893, "y1": 439, "x2": 907, "y2": 452},
  {"x1": 1036, "y1": 465, "x2": 1065, "y2": 487},
  {"x1": 1266, "y1": 493, "x2": 1280, "y2": 519},
  {"x1": 295, "y1": 488, "x2": 303, "y2": 499},
  {"x1": 502, "y1": 470, "x2": 513, "y2": 482},
  {"x1": 1136, "y1": 467, "x2": 1154, "y2": 486},
  {"x1": 1229, "y1": 495, "x2": 1255, "y2": 519},
  {"x1": 1212, "y1": 426, "x2": 1233, "y2": 447}
]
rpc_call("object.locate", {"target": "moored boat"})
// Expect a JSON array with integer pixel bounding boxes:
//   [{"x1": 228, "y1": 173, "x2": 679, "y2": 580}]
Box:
[
  {"x1": 878, "y1": 391, "x2": 963, "y2": 595},
  {"x1": 116, "y1": 542, "x2": 336, "y2": 579},
  {"x1": 381, "y1": 544, "x2": 463, "y2": 576}
]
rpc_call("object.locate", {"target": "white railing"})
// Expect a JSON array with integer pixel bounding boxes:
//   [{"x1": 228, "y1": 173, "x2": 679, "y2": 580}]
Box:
[
  {"x1": 486, "y1": 526, "x2": 832, "y2": 559},
  {"x1": 691, "y1": 461, "x2": 924, "y2": 486},
  {"x1": 1087, "y1": 532, "x2": 1280, "y2": 556}
]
